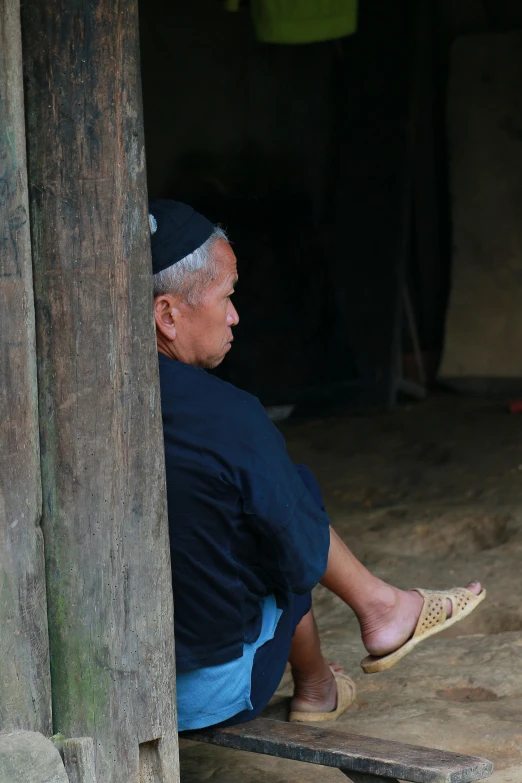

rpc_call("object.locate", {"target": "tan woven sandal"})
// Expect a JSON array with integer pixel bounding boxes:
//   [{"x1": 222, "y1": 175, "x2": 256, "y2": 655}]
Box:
[
  {"x1": 289, "y1": 669, "x2": 356, "y2": 723},
  {"x1": 361, "y1": 586, "x2": 486, "y2": 674}
]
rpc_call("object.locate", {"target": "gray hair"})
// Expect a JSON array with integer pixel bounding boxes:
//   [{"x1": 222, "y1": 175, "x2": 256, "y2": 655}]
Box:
[{"x1": 152, "y1": 227, "x2": 229, "y2": 306}]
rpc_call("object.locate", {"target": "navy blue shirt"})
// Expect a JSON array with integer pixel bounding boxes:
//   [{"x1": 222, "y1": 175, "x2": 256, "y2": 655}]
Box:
[{"x1": 159, "y1": 354, "x2": 331, "y2": 672}]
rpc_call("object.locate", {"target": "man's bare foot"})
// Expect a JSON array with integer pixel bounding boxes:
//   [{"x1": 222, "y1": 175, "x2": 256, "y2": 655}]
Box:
[
  {"x1": 290, "y1": 660, "x2": 343, "y2": 714},
  {"x1": 359, "y1": 581, "x2": 482, "y2": 658}
]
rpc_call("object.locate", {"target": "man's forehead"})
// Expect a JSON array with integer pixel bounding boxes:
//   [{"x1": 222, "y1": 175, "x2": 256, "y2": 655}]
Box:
[
  {"x1": 214, "y1": 238, "x2": 235, "y2": 260},
  {"x1": 213, "y1": 240, "x2": 237, "y2": 275},
  {"x1": 222, "y1": 271, "x2": 238, "y2": 290}
]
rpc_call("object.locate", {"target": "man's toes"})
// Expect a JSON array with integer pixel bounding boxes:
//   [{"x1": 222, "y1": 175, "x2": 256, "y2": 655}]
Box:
[
  {"x1": 445, "y1": 581, "x2": 482, "y2": 617},
  {"x1": 467, "y1": 581, "x2": 482, "y2": 596},
  {"x1": 329, "y1": 662, "x2": 345, "y2": 674}
]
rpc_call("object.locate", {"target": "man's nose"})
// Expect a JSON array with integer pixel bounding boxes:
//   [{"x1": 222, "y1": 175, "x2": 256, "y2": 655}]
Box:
[{"x1": 227, "y1": 302, "x2": 239, "y2": 326}]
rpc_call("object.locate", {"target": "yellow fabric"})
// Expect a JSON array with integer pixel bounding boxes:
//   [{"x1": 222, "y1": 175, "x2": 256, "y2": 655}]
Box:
[{"x1": 251, "y1": 0, "x2": 358, "y2": 44}]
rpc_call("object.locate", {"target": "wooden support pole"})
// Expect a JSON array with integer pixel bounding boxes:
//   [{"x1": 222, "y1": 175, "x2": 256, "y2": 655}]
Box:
[
  {"x1": 331, "y1": 0, "x2": 415, "y2": 410},
  {"x1": 0, "y1": 0, "x2": 52, "y2": 735},
  {"x1": 21, "y1": 1, "x2": 179, "y2": 781}
]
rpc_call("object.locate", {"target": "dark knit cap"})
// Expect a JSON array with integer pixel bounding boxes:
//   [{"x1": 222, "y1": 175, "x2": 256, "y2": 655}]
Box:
[{"x1": 149, "y1": 199, "x2": 215, "y2": 275}]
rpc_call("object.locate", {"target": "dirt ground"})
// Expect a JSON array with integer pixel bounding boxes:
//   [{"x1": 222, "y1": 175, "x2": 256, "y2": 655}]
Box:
[{"x1": 181, "y1": 394, "x2": 522, "y2": 783}]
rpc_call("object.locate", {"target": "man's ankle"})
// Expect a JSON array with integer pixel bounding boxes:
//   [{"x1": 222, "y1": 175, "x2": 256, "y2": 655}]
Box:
[
  {"x1": 354, "y1": 581, "x2": 399, "y2": 622},
  {"x1": 291, "y1": 657, "x2": 332, "y2": 686}
]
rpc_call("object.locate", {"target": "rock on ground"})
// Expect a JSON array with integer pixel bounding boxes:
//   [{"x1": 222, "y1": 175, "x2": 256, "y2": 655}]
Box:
[{"x1": 0, "y1": 730, "x2": 68, "y2": 783}]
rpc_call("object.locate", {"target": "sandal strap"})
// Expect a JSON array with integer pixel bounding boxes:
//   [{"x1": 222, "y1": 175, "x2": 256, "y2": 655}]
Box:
[
  {"x1": 335, "y1": 671, "x2": 356, "y2": 709},
  {"x1": 411, "y1": 587, "x2": 480, "y2": 639}
]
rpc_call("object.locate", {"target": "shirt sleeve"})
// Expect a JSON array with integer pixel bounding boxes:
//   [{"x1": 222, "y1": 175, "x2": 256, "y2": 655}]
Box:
[{"x1": 238, "y1": 406, "x2": 331, "y2": 595}]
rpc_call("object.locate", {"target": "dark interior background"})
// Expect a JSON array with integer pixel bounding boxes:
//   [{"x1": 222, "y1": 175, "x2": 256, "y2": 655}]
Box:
[{"x1": 139, "y1": 0, "x2": 522, "y2": 411}]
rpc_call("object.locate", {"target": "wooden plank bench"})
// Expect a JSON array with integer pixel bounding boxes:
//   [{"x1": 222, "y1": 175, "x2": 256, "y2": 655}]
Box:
[{"x1": 186, "y1": 718, "x2": 493, "y2": 783}]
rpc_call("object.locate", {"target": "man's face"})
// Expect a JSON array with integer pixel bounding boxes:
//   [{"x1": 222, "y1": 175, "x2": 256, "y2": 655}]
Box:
[{"x1": 155, "y1": 239, "x2": 239, "y2": 369}]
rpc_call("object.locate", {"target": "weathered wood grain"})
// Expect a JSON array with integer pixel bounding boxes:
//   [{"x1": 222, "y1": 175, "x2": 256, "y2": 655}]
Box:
[
  {"x1": 21, "y1": 1, "x2": 179, "y2": 781},
  {"x1": 63, "y1": 737, "x2": 98, "y2": 783},
  {"x1": 186, "y1": 719, "x2": 493, "y2": 783},
  {"x1": 0, "y1": 0, "x2": 52, "y2": 735},
  {"x1": 140, "y1": 739, "x2": 166, "y2": 783},
  {"x1": 0, "y1": 730, "x2": 69, "y2": 783}
]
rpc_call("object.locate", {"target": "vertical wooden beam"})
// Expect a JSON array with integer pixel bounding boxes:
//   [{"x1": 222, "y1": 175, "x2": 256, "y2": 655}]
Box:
[
  {"x1": 0, "y1": 0, "x2": 52, "y2": 735},
  {"x1": 21, "y1": 1, "x2": 179, "y2": 781},
  {"x1": 331, "y1": 0, "x2": 415, "y2": 410},
  {"x1": 412, "y1": 0, "x2": 445, "y2": 355}
]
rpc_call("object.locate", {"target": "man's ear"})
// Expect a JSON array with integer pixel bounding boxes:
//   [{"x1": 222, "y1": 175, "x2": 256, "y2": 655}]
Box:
[{"x1": 154, "y1": 294, "x2": 180, "y2": 341}]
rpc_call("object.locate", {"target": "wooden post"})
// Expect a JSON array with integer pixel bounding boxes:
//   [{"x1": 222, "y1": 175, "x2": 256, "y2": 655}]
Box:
[
  {"x1": 331, "y1": 0, "x2": 415, "y2": 410},
  {"x1": 0, "y1": 0, "x2": 52, "y2": 736},
  {"x1": 21, "y1": 1, "x2": 179, "y2": 781}
]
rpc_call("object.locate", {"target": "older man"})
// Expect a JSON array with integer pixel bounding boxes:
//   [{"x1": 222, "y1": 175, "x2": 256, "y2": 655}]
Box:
[{"x1": 149, "y1": 199, "x2": 485, "y2": 732}]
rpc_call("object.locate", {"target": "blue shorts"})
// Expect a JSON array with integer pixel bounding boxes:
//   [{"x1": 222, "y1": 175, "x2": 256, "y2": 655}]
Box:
[{"x1": 208, "y1": 464, "x2": 324, "y2": 728}]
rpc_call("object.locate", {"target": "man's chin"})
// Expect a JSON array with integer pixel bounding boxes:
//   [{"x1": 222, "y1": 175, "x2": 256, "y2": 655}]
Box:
[
  {"x1": 203, "y1": 343, "x2": 233, "y2": 370},
  {"x1": 206, "y1": 354, "x2": 228, "y2": 370}
]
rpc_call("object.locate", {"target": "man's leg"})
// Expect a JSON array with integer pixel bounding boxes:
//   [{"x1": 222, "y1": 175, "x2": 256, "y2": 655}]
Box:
[
  {"x1": 289, "y1": 608, "x2": 340, "y2": 713},
  {"x1": 321, "y1": 527, "x2": 481, "y2": 656},
  {"x1": 290, "y1": 526, "x2": 481, "y2": 714}
]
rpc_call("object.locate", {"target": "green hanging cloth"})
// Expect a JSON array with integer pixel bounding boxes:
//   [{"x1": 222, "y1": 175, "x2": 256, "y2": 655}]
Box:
[{"x1": 251, "y1": 0, "x2": 358, "y2": 44}]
